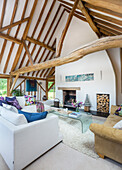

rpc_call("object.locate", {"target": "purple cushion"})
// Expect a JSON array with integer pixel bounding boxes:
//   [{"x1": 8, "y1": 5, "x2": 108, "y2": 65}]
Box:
[
  {"x1": 0, "y1": 97, "x2": 7, "y2": 106},
  {"x1": 6, "y1": 97, "x2": 22, "y2": 110}
]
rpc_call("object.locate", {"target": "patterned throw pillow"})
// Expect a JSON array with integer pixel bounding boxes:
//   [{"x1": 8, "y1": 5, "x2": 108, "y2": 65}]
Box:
[
  {"x1": 24, "y1": 95, "x2": 36, "y2": 105},
  {"x1": 6, "y1": 97, "x2": 22, "y2": 110}
]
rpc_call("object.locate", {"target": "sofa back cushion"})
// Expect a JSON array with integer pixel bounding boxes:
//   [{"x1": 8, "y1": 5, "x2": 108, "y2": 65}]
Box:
[
  {"x1": 2, "y1": 103, "x2": 18, "y2": 113},
  {"x1": 18, "y1": 110, "x2": 48, "y2": 123},
  {"x1": 0, "y1": 106, "x2": 27, "y2": 126},
  {"x1": 16, "y1": 96, "x2": 25, "y2": 108}
]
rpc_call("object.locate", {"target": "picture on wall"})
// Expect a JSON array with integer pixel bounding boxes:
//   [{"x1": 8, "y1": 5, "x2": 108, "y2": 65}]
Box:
[{"x1": 65, "y1": 73, "x2": 94, "y2": 82}]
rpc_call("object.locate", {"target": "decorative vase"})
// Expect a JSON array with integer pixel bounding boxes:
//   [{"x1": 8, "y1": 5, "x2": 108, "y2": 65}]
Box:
[
  {"x1": 76, "y1": 107, "x2": 79, "y2": 112},
  {"x1": 36, "y1": 101, "x2": 44, "y2": 112},
  {"x1": 84, "y1": 94, "x2": 91, "y2": 112}
]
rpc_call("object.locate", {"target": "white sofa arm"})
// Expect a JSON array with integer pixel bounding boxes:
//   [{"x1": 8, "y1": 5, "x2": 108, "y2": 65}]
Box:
[{"x1": 14, "y1": 115, "x2": 62, "y2": 170}]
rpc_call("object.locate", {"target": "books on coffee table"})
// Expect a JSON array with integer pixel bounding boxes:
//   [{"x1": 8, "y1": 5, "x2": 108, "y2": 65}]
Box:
[{"x1": 69, "y1": 112, "x2": 81, "y2": 118}]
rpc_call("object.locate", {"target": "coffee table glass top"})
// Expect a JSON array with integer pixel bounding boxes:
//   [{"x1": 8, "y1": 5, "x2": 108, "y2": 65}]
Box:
[{"x1": 49, "y1": 109, "x2": 92, "y2": 133}]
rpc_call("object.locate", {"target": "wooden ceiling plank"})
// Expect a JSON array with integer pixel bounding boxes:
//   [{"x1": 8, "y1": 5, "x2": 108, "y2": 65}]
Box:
[
  {"x1": 0, "y1": 0, "x2": 18, "y2": 64},
  {"x1": 94, "y1": 18, "x2": 122, "y2": 33},
  {"x1": 0, "y1": 32, "x2": 22, "y2": 44},
  {"x1": 89, "y1": 11, "x2": 122, "y2": 27},
  {"x1": 80, "y1": 0, "x2": 122, "y2": 14},
  {"x1": 23, "y1": 41, "x2": 34, "y2": 65},
  {"x1": 11, "y1": 35, "x2": 122, "y2": 75},
  {"x1": 0, "y1": 17, "x2": 30, "y2": 32},
  {"x1": 11, "y1": 0, "x2": 38, "y2": 72},
  {"x1": 26, "y1": 36, "x2": 56, "y2": 52},
  {"x1": 64, "y1": 8, "x2": 87, "y2": 22},
  {"x1": 100, "y1": 29, "x2": 114, "y2": 36},
  {"x1": 97, "y1": 24, "x2": 121, "y2": 35},
  {"x1": 47, "y1": 67, "x2": 55, "y2": 78},
  {"x1": 3, "y1": 0, "x2": 29, "y2": 73},
  {"x1": 0, "y1": 0, "x2": 7, "y2": 28},
  {"x1": 78, "y1": 0, "x2": 101, "y2": 37},
  {"x1": 85, "y1": 3, "x2": 122, "y2": 18},
  {"x1": 57, "y1": 0, "x2": 80, "y2": 57},
  {"x1": 18, "y1": 0, "x2": 48, "y2": 69}
]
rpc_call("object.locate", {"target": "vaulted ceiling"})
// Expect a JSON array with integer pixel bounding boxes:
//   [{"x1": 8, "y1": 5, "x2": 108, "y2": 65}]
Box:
[{"x1": 0, "y1": 0, "x2": 122, "y2": 79}]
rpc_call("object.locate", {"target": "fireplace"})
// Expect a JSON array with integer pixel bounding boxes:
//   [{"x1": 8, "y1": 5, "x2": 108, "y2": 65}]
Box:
[{"x1": 63, "y1": 90, "x2": 76, "y2": 109}]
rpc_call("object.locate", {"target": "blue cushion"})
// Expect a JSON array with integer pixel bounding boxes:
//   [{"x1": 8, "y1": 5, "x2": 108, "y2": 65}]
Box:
[{"x1": 18, "y1": 110, "x2": 48, "y2": 123}]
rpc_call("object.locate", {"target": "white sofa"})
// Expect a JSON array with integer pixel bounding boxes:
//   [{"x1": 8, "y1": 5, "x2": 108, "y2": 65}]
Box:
[{"x1": 0, "y1": 97, "x2": 62, "y2": 170}]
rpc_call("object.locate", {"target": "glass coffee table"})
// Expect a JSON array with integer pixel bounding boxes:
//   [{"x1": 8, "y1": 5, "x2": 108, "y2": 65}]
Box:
[{"x1": 49, "y1": 109, "x2": 92, "y2": 133}]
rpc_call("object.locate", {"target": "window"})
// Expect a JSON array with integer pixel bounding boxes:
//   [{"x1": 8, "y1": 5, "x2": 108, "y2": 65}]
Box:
[
  {"x1": 48, "y1": 82, "x2": 55, "y2": 99},
  {"x1": 0, "y1": 79, "x2": 7, "y2": 96}
]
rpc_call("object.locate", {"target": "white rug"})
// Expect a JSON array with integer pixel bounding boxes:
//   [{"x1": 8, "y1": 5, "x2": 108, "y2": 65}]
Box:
[{"x1": 58, "y1": 116, "x2": 106, "y2": 159}]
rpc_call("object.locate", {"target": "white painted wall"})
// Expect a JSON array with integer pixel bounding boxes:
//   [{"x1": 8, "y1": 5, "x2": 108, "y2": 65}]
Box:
[
  {"x1": 55, "y1": 15, "x2": 116, "y2": 111},
  {"x1": 107, "y1": 48, "x2": 122, "y2": 105}
]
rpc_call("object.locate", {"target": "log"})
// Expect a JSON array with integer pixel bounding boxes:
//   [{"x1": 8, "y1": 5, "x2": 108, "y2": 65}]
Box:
[{"x1": 11, "y1": 35, "x2": 122, "y2": 75}]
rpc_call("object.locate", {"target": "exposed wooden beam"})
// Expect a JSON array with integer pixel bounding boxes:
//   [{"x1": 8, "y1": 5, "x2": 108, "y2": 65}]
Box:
[
  {"x1": 23, "y1": 41, "x2": 34, "y2": 65},
  {"x1": 64, "y1": 8, "x2": 86, "y2": 22},
  {"x1": 11, "y1": 0, "x2": 38, "y2": 72},
  {"x1": 0, "y1": 0, "x2": 7, "y2": 28},
  {"x1": 11, "y1": 35, "x2": 122, "y2": 75},
  {"x1": 10, "y1": 74, "x2": 20, "y2": 93},
  {"x1": 48, "y1": 82, "x2": 55, "y2": 92},
  {"x1": 46, "y1": 80, "x2": 48, "y2": 99},
  {"x1": 78, "y1": 0, "x2": 101, "y2": 37},
  {"x1": 0, "y1": 32, "x2": 22, "y2": 44},
  {"x1": 89, "y1": 11, "x2": 122, "y2": 27},
  {"x1": 85, "y1": 3, "x2": 122, "y2": 18},
  {"x1": 47, "y1": 67, "x2": 55, "y2": 77},
  {"x1": 0, "y1": 17, "x2": 29, "y2": 32},
  {"x1": 100, "y1": 29, "x2": 114, "y2": 36},
  {"x1": 0, "y1": 0, "x2": 18, "y2": 64},
  {"x1": 120, "y1": 48, "x2": 122, "y2": 93},
  {"x1": 57, "y1": 0, "x2": 80, "y2": 57},
  {"x1": 0, "y1": 74, "x2": 46, "y2": 81},
  {"x1": 81, "y1": 0, "x2": 122, "y2": 14},
  {"x1": 3, "y1": 0, "x2": 29, "y2": 73},
  {"x1": 94, "y1": 18, "x2": 122, "y2": 34},
  {"x1": 14, "y1": 79, "x2": 25, "y2": 90},
  {"x1": 7, "y1": 78, "x2": 11, "y2": 96},
  {"x1": 26, "y1": 36, "x2": 56, "y2": 52},
  {"x1": 97, "y1": 24, "x2": 121, "y2": 35},
  {"x1": 37, "y1": 81, "x2": 46, "y2": 93}
]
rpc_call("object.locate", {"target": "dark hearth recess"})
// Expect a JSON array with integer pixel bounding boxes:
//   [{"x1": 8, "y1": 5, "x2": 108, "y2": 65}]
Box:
[{"x1": 63, "y1": 90, "x2": 76, "y2": 109}]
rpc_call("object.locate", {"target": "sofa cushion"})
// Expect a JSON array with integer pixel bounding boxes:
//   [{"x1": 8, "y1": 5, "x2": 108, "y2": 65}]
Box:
[
  {"x1": 6, "y1": 96, "x2": 22, "y2": 110},
  {"x1": 18, "y1": 110, "x2": 48, "y2": 123},
  {"x1": 0, "y1": 98, "x2": 7, "y2": 106},
  {"x1": 16, "y1": 96, "x2": 25, "y2": 108},
  {"x1": 2, "y1": 103, "x2": 18, "y2": 113},
  {"x1": 113, "y1": 120, "x2": 122, "y2": 130},
  {"x1": 104, "y1": 114, "x2": 122, "y2": 127},
  {"x1": 0, "y1": 106, "x2": 27, "y2": 125}
]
